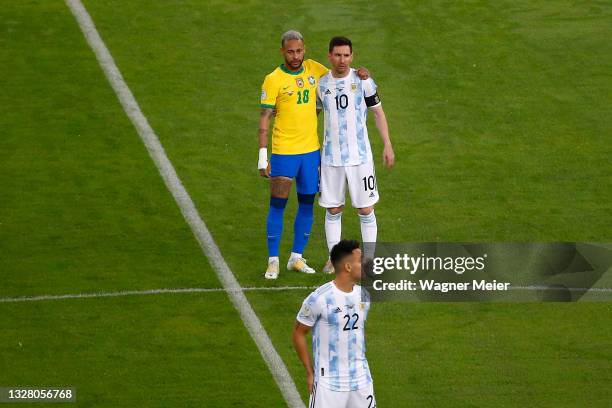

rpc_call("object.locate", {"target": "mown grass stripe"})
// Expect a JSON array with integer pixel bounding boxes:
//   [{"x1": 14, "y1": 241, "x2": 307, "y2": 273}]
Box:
[{"x1": 64, "y1": 1, "x2": 305, "y2": 406}]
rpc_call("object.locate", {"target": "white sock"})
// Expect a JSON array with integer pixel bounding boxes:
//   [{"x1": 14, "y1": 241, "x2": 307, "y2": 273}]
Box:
[
  {"x1": 325, "y1": 210, "x2": 342, "y2": 253},
  {"x1": 359, "y1": 210, "x2": 377, "y2": 259},
  {"x1": 268, "y1": 256, "x2": 279, "y2": 264},
  {"x1": 289, "y1": 252, "x2": 302, "y2": 261}
]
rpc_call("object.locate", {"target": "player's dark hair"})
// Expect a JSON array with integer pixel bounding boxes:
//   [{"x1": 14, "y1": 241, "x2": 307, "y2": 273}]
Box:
[
  {"x1": 329, "y1": 36, "x2": 352, "y2": 53},
  {"x1": 330, "y1": 239, "x2": 360, "y2": 272}
]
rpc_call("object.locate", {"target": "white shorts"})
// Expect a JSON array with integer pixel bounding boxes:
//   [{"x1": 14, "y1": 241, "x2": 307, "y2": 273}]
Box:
[
  {"x1": 319, "y1": 162, "x2": 379, "y2": 209},
  {"x1": 309, "y1": 382, "x2": 377, "y2": 408}
]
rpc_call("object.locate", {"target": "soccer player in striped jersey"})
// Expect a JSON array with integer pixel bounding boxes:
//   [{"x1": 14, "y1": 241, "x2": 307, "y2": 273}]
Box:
[
  {"x1": 316, "y1": 36, "x2": 395, "y2": 274},
  {"x1": 293, "y1": 239, "x2": 376, "y2": 408},
  {"x1": 258, "y1": 31, "x2": 370, "y2": 279}
]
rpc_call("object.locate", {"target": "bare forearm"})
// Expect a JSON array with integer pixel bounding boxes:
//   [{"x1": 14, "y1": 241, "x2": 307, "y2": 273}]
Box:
[
  {"x1": 258, "y1": 108, "x2": 273, "y2": 148},
  {"x1": 258, "y1": 128, "x2": 268, "y2": 148},
  {"x1": 258, "y1": 119, "x2": 269, "y2": 149},
  {"x1": 292, "y1": 331, "x2": 313, "y2": 373},
  {"x1": 373, "y1": 109, "x2": 391, "y2": 147},
  {"x1": 257, "y1": 109, "x2": 275, "y2": 175}
]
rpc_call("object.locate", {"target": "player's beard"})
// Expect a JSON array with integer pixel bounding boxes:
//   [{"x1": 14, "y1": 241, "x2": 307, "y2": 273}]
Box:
[{"x1": 285, "y1": 56, "x2": 304, "y2": 71}]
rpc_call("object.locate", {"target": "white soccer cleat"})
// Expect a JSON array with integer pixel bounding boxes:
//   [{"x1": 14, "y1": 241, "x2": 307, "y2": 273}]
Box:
[
  {"x1": 264, "y1": 260, "x2": 280, "y2": 280},
  {"x1": 322, "y1": 259, "x2": 335, "y2": 274},
  {"x1": 287, "y1": 257, "x2": 316, "y2": 274}
]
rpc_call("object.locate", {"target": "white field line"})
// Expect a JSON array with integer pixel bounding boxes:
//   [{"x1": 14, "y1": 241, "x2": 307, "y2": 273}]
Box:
[
  {"x1": 2, "y1": 285, "x2": 610, "y2": 304},
  {"x1": 510, "y1": 285, "x2": 612, "y2": 292},
  {"x1": 0, "y1": 286, "x2": 317, "y2": 304},
  {"x1": 64, "y1": 1, "x2": 305, "y2": 406}
]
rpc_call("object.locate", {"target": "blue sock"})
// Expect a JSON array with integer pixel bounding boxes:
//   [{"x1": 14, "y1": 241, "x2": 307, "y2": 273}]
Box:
[
  {"x1": 293, "y1": 193, "x2": 315, "y2": 254},
  {"x1": 267, "y1": 197, "x2": 287, "y2": 257}
]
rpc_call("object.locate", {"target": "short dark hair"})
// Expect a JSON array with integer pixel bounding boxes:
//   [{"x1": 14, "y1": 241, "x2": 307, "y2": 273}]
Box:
[
  {"x1": 330, "y1": 239, "x2": 360, "y2": 271},
  {"x1": 328, "y1": 36, "x2": 352, "y2": 53}
]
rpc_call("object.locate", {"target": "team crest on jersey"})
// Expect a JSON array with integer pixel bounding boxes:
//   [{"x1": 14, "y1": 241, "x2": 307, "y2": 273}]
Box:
[
  {"x1": 296, "y1": 78, "x2": 304, "y2": 88},
  {"x1": 351, "y1": 83, "x2": 357, "y2": 92},
  {"x1": 308, "y1": 75, "x2": 316, "y2": 86},
  {"x1": 261, "y1": 90, "x2": 267, "y2": 101},
  {"x1": 359, "y1": 303, "x2": 365, "y2": 311}
]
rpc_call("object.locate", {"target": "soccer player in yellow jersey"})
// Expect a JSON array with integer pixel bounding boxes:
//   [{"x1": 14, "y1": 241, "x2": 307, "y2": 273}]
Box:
[{"x1": 258, "y1": 30, "x2": 368, "y2": 279}]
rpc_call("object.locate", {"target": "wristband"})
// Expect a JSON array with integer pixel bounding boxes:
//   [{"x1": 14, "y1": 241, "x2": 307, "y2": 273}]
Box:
[{"x1": 258, "y1": 147, "x2": 268, "y2": 170}]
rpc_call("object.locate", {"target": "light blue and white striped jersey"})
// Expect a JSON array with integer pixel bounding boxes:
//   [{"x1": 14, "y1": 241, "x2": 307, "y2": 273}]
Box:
[
  {"x1": 317, "y1": 69, "x2": 381, "y2": 166},
  {"x1": 297, "y1": 281, "x2": 372, "y2": 392}
]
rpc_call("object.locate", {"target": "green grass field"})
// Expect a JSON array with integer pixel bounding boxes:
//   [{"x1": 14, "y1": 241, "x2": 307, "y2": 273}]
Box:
[{"x1": 1, "y1": 0, "x2": 611, "y2": 406}]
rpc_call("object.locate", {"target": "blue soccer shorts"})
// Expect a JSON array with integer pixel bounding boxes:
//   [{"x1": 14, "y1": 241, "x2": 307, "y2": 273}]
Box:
[{"x1": 270, "y1": 149, "x2": 320, "y2": 195}]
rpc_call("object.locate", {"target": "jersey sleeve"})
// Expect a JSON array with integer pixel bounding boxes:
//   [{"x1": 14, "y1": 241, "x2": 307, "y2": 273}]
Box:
[
  {"x1": 260, "y1": 74, "x2": 278, "y2": 109},
  {"x1": 296, "y1": 294, "x2": 322, "y2": 327},
  {"x1": 362, "y1": 78, "x2": 381, "y2": 108},
  {"x1": 309, "y1": 59, "x2": 330, "y2": 78}
]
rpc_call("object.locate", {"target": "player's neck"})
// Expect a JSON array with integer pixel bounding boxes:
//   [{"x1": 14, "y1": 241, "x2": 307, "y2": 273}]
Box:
[
  {"x1": 280, "y1": 63, "x2": 304, "y2": 74},
  {"x1": 331, "y1": 68, "x2": 352, "y2": 79},
  {"x1": 333, "y1": 277, "x2": 355, "y2": 293}
]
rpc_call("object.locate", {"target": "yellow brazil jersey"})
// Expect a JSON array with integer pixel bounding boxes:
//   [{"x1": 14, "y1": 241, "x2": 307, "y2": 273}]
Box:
[{"x1": 260, "y1": 59, "x2": 329, "y2": 155}]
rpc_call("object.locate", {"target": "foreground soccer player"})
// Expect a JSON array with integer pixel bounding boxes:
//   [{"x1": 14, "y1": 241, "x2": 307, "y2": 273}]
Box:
[
  {"x1": 293, "y1": 240, "x2": 376, "y2": 407},
  {"x1": 317, "y1": 37, "x2": 395, "y2": 274}
]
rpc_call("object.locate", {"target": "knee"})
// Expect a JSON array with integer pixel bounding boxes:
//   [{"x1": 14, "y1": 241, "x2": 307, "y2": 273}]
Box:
[
  {"x1": 297, "y1": 194, "x2": 314, "y2": 219},
  {"x1": 270, "y1": 196, "x2": 288, "y2": 209},
  {"x1": 358, "y1": 206, "x2": 374, "y2": 216},
  {"x1": 327, "y1": 205, "x2": 344, "y2": 215},
  {"x1": 297, "y1": 194, "x2": 315, "y2": 215},
  {"x1": 297, "y1": 193, "x2": 315, "y2": 205}
]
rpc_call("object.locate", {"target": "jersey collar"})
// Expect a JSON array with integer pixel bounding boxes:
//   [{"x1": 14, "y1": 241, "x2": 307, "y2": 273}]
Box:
[
  {"x1": 280, "y1": 63, "x2": 304, "y2": 75},
  {"x1": 331, "y1": 280, "x2": 358, "y2": 295}
]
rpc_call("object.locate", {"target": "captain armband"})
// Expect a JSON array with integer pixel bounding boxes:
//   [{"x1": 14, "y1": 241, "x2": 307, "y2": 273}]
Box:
[{"x1": 365, "y1": 92, "x2": 381, "y2": 107}]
